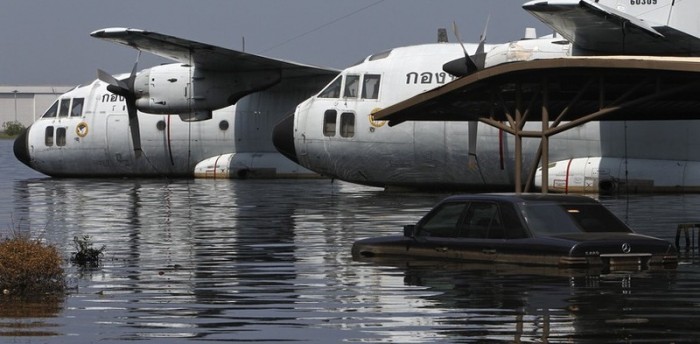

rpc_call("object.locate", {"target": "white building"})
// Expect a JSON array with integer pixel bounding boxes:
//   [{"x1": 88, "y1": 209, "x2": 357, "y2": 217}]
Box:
[{"x1": 0, "y1": 85, "x2": 73, "y2": 128}]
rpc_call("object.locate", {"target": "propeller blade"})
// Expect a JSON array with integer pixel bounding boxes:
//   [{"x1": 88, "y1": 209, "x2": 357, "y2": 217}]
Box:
[
  {"x1": 97, "y1": 51, "x2": 143, "y2": 156},
  {"x1": 473, "y1": 15, "x2": 490, "y2": 70},
  {"x1": 468, "y1": 121, "x2": 478, "y2": 170},
  {"x1": 126, "y1": 100, "x2": 142, "y2": 156},
  {"x1": 452, "y1": 21, "x2": 478, "y2": 73},
  {"x1": 125, "y1": 51, "x2": 141, "y2": 91},
  {"x1": 97, "y1": 69, "x2": 128, "y2": 90}
]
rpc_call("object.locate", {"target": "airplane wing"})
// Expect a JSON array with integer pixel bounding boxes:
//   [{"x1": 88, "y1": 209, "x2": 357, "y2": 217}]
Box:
[
  {"x1": 90, "y1": 27, "x2": 339, "y2": 77},
  {"x1": 522, "y1": 0, "x2": 700, "y2": 56}
]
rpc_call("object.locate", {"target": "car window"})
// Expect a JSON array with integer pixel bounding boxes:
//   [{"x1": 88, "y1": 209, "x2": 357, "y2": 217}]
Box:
[
  {"x1": 419, "y1": 202, "x2": 468, "y2": 237},
  {"x1": 563, "y1": 204, "x2": 632, "y2": 233},
  {"x1": 521, "y1": 203, "x2": 581, "y2": 236},
  {"x1": 500, "y1": 204, "x2": 529, "y2": 239},
  {"x1": 461, "y1": 202, "x2": 502, "y2": 239},
  {"x1": 520, "y1": 202, "x2": 632, "y2": 236}
]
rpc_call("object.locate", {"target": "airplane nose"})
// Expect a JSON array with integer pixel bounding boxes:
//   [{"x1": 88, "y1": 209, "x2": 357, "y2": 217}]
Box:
[
  {"x1": 13, "y1": 126, "x2": 32, "y2": 167},
  {"x1": 273, "y1": 112, "x2": 298, "y2": 164},
  {"x1": 12, "y1": 126, "x2": 31, "y2": 166},
  {"x1": 13, "y1": 126, "x2": 31, "y2": 167}
]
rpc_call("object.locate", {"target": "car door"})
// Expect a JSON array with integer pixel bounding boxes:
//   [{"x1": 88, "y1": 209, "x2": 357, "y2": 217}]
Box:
[
  {"x1": 412, "y1": 201, "x2": 468, "y2": 259},
  {"x1": 458, "y1": 202, "x2": 503, "y2": 260}
]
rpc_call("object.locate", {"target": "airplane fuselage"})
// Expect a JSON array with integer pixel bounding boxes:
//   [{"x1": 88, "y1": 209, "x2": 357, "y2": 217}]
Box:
[{"x1": 14, "y1": 76, "x2": 326, "y2": 178}]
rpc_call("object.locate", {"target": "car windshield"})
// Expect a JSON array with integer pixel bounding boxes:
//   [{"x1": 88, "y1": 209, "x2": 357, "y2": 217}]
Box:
[{"x1": 520, "y1": 202, "x2": 632, "y2": 236}]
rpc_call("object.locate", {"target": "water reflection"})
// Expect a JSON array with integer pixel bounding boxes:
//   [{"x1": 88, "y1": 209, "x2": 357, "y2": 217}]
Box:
[
  {"x1": 0, "y1": 296, "x2": 64, "y2": 337},
  {"x1": 2, "y1": 178, "x2": 700, "y2": 342},
  {"x1": 359, "y1": 260, "x2": 687, "y2": 343}
]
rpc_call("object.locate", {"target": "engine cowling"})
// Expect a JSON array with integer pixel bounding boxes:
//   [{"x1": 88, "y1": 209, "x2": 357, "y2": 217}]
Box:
[{"x1": 132, "y1": 63, "x2": 281, "y2": 117}]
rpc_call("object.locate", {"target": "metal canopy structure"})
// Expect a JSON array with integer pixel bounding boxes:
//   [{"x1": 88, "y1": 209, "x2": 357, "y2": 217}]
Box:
[{"x1": 372, "y1": 56, "x2": 700, "y2": 193}]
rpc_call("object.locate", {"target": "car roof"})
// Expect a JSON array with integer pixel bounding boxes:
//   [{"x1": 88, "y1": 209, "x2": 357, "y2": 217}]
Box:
[{"x1": 440, "y1": 193, "x2": 600, "y2": 205}]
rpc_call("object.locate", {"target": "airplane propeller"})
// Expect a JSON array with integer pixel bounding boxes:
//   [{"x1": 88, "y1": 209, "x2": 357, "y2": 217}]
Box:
[
  {"x1": 443, "y1": 17, "x2": 489, "y2": 77},
  {"x1": 97, "y1": 52, "x2": 142, "y2": 156},
  {"x1": 445, "y1": 19, "x2": 490, "y2": 170}
]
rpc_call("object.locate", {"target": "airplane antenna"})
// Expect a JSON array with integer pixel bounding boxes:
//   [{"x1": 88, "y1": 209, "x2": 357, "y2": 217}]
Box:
[
  {"x1": 242, "y1": 36, "x2": 245, "y2": 52},
  {"x1": 437, "y1": 28, "x2": 448, "y2": 43}
]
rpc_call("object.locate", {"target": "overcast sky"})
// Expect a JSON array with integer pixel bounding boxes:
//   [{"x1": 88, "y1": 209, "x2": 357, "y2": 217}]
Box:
[{"x1": 1, "y1": 0, "x2": 550, "y2": 86}]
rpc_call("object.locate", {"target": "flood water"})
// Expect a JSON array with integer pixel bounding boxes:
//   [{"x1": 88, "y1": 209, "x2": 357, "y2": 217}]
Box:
[{"x1": 2, "y1": 139, "x2": 700, "y2": 343}]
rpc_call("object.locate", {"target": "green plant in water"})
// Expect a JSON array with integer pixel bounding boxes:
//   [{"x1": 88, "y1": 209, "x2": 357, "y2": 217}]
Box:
[{"x1": 71, "y1": 235, "x2": 105, "y2": 267}]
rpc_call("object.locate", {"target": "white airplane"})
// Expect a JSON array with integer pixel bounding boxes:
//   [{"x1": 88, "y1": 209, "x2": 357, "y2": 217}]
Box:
[
  {"x1": 13, "y1": 28, "x2": 337, "y2": 178},
  {"x1": 272, "y1": 0, "x2": 700, "y2": 193}
]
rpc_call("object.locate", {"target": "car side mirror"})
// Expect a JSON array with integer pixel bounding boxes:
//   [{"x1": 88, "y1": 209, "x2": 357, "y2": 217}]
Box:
[{"x1": 403, "y1": 224, "x2": 416, "y2": 237}]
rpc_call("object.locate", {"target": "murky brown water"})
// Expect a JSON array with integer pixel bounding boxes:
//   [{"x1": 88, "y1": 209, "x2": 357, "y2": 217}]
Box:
[{"x1": 2, "y1": 139, "x2": 700, "y2": 343}]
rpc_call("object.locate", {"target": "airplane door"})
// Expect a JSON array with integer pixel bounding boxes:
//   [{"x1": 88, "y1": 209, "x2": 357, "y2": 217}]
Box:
[
  {"x1": 106, "y1": 115, "x2": 135, "y2": 171},
  {"x1": 294, "y1": 100, "x2": 314, "y2": 165}
]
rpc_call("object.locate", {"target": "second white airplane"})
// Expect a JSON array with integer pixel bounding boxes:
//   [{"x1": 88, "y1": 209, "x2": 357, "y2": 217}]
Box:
[{"x1": 272, "y1": 0, "x2": 700, "y2": 193}]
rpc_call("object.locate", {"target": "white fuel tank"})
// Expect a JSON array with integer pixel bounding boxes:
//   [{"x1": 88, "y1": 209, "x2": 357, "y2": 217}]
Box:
[
  {"x1": 536, "y1": 157, "x2": 700, "y2": 193},
  {"x1": 193, "y1": 153, "x2": 320, "y2": 179}
]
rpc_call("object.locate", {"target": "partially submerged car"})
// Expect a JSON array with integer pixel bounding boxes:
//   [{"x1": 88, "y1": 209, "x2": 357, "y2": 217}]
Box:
[{"x1": 352, "y1": 194, "x2": 678, "y2": 270}]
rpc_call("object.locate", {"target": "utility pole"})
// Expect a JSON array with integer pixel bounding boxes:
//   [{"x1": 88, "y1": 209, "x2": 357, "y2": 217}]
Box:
[{"x1": 12, "y1": 90, "x2": 18, "y2": 122}]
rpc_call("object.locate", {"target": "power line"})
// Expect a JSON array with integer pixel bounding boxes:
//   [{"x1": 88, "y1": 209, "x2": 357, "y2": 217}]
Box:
[{"x1": 260, "y1": 0, "x2": 386, "y2": 54}]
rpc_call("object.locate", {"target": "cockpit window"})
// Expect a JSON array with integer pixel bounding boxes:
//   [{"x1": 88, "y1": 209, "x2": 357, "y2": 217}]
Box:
[
  {"x1": 58, "y1": 99, "x2": 70, "y2": 117},
  {"x1": 70, "y1": 98, "x2": 84, "y2": 117},
  {"x1": 318, "y1": 76, "x2": 341, "y2": 98},
  {"x1": 344, "y1": 75, "x2": 359, "y2": 98},
  {"x1": 362, "y1": 74, "x2": 381, "y2": 99},
  {"x1": 42, "y1": 101, "x2": 58, "y2": 118}
]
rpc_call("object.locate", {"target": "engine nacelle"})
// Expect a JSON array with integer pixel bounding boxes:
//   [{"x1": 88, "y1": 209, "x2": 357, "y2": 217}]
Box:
[
  {"x1": 484, "y1": 37, "x2": 571, "y2": 68},
  {"x1": 132, "y1": 63, "x2": 281, "y2": 117}
]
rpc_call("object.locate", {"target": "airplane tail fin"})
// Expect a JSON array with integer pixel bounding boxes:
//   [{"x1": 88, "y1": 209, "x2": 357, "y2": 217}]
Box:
[
  {"x1": 666, "y1": 0, "x2": 700, "y2": 38},
  {"x1": 596, "y1": 0, "x2": 700, "y2": 38}
]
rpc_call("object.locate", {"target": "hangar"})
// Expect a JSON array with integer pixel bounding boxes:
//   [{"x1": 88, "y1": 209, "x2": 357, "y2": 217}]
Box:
[{"x1": 0, "y1": 85, "x2": 73, "y2": 129}]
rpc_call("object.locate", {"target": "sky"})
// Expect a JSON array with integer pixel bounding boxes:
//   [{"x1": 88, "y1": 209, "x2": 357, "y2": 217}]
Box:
[{"x1": 1, "y1": 0, "x2": 550, "y2": 86}]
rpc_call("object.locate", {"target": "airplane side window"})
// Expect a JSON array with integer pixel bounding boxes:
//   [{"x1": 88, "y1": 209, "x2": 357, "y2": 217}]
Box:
[
  {"x1": 362, "y1": 74, "x2": 381, "y2": 99},
  {"x1": 42, "y1": 101, "x2": 58, "y2": 118},
  {"x1": 323, "y1": 110, "x2": 337, "y2": 137},
  {"x1": 58, "y1": 99, "x2": 70, "y2": 117},
  {"x1": 71, "y1": 98, "x2": 84, "y2": 117},
  {"x1": 344, "y1": 75, "x2": 359, "y2": 98},
  {"x1": 56, "y1": 127, "x2": 66, "y2": 147},
  {"x1": 45, "y1": 126, "x2": 54, "y2": 146},
  {"x1": 340, "y1": 112, "x2": 355, "y2": 138},
  {"x1": 318, "y1": 76, "x2": 342, "y2": 98}
]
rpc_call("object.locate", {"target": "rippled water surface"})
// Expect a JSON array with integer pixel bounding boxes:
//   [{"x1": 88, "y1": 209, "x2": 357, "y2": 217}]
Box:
[{"x1": 2, "y1": 139, "x2": 700, "y2": 343}]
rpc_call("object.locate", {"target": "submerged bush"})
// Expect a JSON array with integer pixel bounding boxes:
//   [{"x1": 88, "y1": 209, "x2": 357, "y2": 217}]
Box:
[
  {"x1": 0, "y1": 235, "x2": 65, "y2": 296},
  {"x1": 70, "y1": 235, "x2": 105, "y2": 267}
]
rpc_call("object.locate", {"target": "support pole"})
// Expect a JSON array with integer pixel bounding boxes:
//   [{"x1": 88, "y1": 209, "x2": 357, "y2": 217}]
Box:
[
  {"x1": 515, "y1": 84, "x2": 523, "y2": 193},
  {"x1": 541, "y1": 79, "x2": 549, "y2": 194}
]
